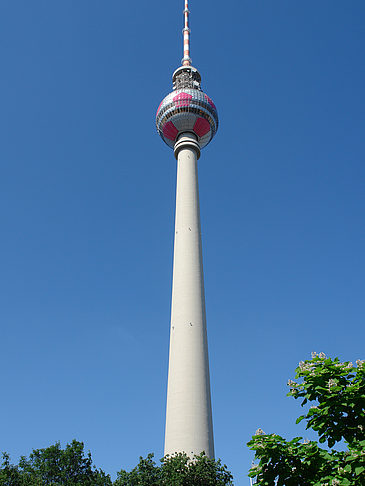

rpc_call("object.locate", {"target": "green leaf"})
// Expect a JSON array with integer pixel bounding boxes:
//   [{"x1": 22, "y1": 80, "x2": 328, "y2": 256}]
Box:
[
  {"x1": 295, "y1": 415, "x2": 305, "y2": 424},
  {"x1": 341, "y1": 479, "x2": 351, "y2": 486}
]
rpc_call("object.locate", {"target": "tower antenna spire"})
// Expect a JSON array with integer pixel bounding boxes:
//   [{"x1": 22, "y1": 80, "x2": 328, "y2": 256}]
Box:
[{"x1": 182, "y1": 0, "x2": 191, "y2": 66}]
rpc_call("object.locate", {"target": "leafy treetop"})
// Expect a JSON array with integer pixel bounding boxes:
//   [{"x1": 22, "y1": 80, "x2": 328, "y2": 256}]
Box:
[
  {"x1": 248, "y1": 354, "x2": 365, "y2": 486},
  {"x1": 0, "y1": 441, "x2": 233, "y2": 486}
]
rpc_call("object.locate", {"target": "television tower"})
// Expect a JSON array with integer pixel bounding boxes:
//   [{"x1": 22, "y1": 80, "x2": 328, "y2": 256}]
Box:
[{"x1": 156, "y1": 0, "x2": 218, "y2": 459}]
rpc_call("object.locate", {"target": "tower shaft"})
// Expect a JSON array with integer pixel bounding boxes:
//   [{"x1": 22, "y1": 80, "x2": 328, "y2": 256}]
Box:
[{"x1": 164, "y1": 134, "x2": 214, "y2": 458}]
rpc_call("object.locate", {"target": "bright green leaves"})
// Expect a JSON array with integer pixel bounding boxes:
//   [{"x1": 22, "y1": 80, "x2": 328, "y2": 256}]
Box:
[
  {"x1": 287, "y1": 355, "x2": 365, "y2": 447},
  {"x1": 247, "y1": 435, "x2": 337, "y2": 486},
  {"x1": 248, "y1": 355, "x2": 365, "y2": 486}
]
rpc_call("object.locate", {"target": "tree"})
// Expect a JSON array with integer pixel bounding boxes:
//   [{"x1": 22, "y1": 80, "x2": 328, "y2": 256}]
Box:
[
  {"x1": 1, "y1": 442, "x2": 233, "y2": 485},
  {"x1": 115, "y1": 452, "x2": 234, "y2": 486},
  {"x1": 0, "y1": 440, "x2": 112, "y2": 486},
  {"x1": 114, "y1": 453, "x2": 160, "y2": 486},
  {"x1": 0, "y1": 452, "x2": 27, "y2": 486},
  {"x1": 247, "y1": 353, "x2": 365, "y2": 486}
]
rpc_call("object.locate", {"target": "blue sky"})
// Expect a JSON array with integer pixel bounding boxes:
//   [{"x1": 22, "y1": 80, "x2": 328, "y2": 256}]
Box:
[{"x1": 0, "y1": 1, "x2": 364, "y2": 484}]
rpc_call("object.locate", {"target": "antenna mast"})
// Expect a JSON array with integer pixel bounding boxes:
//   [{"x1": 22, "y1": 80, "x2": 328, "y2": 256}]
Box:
[{"x1": 182, "y1": 0, "x2": 191, "y2": 66}]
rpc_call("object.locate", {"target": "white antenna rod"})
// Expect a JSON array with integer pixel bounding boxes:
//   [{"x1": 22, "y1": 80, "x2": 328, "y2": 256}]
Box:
[{"x1": 182, "y1": 0, "x2": 192, "y2": 65}]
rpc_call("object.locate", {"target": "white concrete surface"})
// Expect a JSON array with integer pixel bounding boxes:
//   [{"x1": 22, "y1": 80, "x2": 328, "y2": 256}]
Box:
[{"x1": 164, "y1": 133, "x2": 214, "y2": 459}]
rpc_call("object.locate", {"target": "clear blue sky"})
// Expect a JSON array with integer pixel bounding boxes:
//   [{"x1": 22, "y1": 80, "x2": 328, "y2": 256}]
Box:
[{"x1": 1, "y1": 1, "x2": 364, "y2": 484}]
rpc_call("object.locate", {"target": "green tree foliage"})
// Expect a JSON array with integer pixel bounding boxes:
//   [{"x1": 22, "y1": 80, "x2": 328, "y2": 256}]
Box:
[
  {"x1": 0, "y1": 440, "x2": 112, "y2": 486},
  {"x1": 0, "y1": 442, "x2": 233, "y2": 485},
  {"x1": 114, "y1": 454, "x2": 160, "y2": 486},
  {"x1": 248, "y1": 354, "x2": 365, "y2": 486},
  {"x1": 115, "y1": 452, "x2": 234, "y2": 486}
]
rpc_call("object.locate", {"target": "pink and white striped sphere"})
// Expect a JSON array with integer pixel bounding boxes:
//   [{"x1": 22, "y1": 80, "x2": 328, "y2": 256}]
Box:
[{"x1": 156, "y1": 88, "x2": 218, "y2": 149}]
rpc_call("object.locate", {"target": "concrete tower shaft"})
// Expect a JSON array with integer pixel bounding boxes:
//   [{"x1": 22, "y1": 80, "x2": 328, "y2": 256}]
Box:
[{"x1": 164, "y1": 134, "x2": 214, "y2": 458}]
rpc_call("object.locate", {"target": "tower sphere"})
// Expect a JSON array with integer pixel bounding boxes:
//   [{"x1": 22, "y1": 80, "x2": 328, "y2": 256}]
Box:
[{"x1": 156, "y1": 66, "x2": 219, "y2": 150}]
